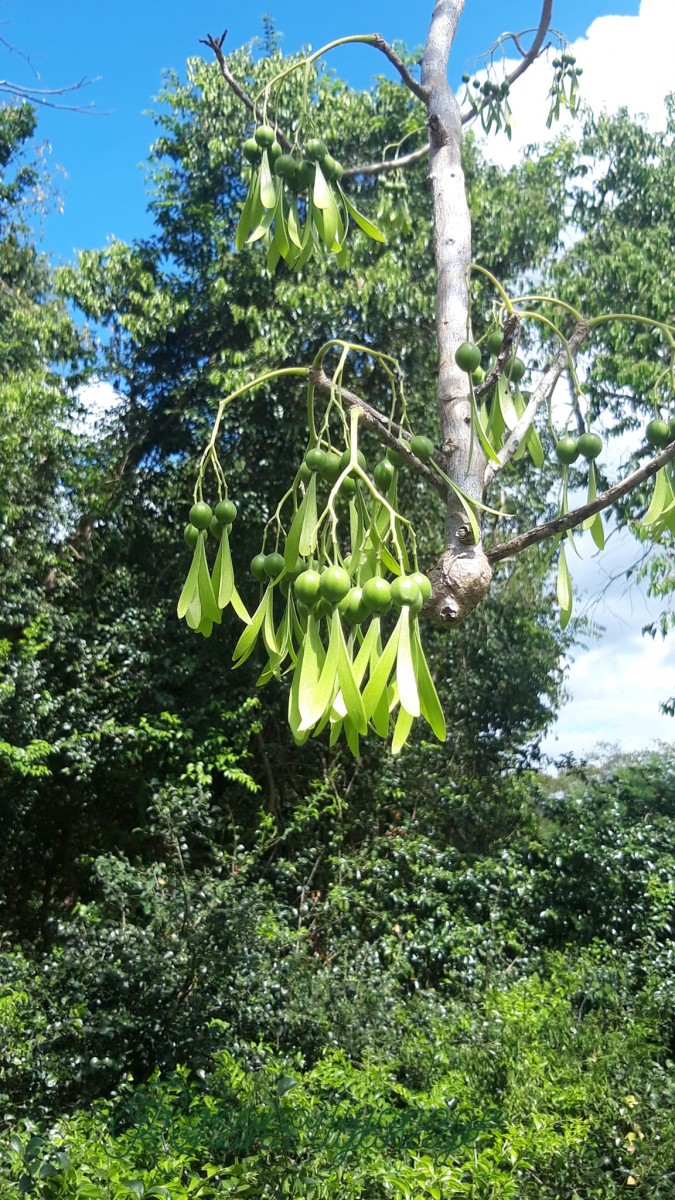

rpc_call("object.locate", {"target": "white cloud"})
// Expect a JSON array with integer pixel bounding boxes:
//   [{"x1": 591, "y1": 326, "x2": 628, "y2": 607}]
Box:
[
  {"x1": 473, "y1": 0, "x2": 675, "y2": 756},
  {"x1": 72, "y1": 380, "x2": 122, "y2": 435},
  {"x1": 479, "y1": 0, "x2": 675, "y2": 169}
]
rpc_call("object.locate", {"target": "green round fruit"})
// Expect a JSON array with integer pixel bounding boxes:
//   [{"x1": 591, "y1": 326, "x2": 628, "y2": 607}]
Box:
[
  {"x1": 472, "y1": 366, "x2": 485, "y2": 385},
  {"x1": 243, "y1": 138, "x2": 262, "y2": 163},
  {"x1": 189, "y1": 501, "x2": 213, "y2": 530},
  {"x1": 410, "y1": 434, "x2": 435, "y2": 462},
  {"x1": 507, "y1": 357, "x2": 526, "y2": 382},
  {"x1": 305, "y1": 447, "x2": 327, "y2": 472},
  {"x1": 269, "y1": 140, "x2": 282, "y2": 162},
  {"x1": 386, "y1": 445, "x2": 408, "y2": 469},
  {"x1": 319, "y1": 565, "x2": 351, "y2": 604},
  {"x1": 668, "y1": 416, "x2": 675, "y2": 442},
  {"x1": 184, "y1": 523, "x2": 200, "y2": 549},
  {"x1": 391, "y1": 576, "x2": 422, "y2": 608},
  {"x1": 362, "y1": 576, "x2": 392, "y2": 614},
  {"x1": 251, "y1": 553, "x2": 267, "y2": 581},
  {"x1": 209, "y1": 517, "x2": 225, "y2": 541},
  {"x1": 319, "y1": 451, "x2": 342, "y2": 485},
  {"x1": 298, "y1": 462, "x2": 312, "y2": 483},
  {"x1": 296, "y1": 160, "x2": 315, "y2": 189},
  {"x1": 324, "y1": 157, "x2": 343, "y2": 181},
  {"x1": 263, "y1": 551, "x2": 286, "y2": 579},
  {"x1": 254, "y1": 125, "x2": 276, "y2": 148},
  {"x1": 454, "y1": 341, "x2": 481, "y2": 373},
  {"x1": 486, "y1": 330, "x2": 503, "y2": 356},
  {"x1": 339, "y1": 448, "x2": 367, "y2": 472},
  {"x1": 555, "y1": 436, "x2": 580, "y2": 466},
  {"x1": 294, "y1": 569, "x2": 322, "y2": 605},
  {"x1": 340, "y1": 476, "x2": 357, "y2": 497},
  {"x1": 646, "y1": 418, "x2": 670, "y2": 448},
  {"x1": 274, "y1": 153, "x2": 297, "y2": 179},
  {"x1": 215, "y1": 498, "x2": 237, "y2": 525},
  {"x1": 341, "y1": 586, "x2": 367, "y2": 625},
  {"x1": 578, "y1": 432, "x2": 603, "y2": 460},
  {"x1": 306, "y1": 137, "x2": 328, "y2": 162},
  {"x1": 373, "y1": 459, "x2": 395, "y2": 490},
  {"x1": 410, "y1": 571, "x2": 432, "y2": 602}
]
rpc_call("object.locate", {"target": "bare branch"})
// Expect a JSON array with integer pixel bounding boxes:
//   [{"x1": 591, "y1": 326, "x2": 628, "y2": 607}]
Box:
[
  {"x1": 367, "y1": 34, "x2": 429, "y2": 103},
  {"x1": 309, "y1": 368, "x2": 447, "y2": 498},
  {"x1": 341, "y1": 142, "x2": 430, "y2": 178},
  {"x1": 488, "y1": 439, "x2": 675, "y2": 564},
  {"x1": 459, "y1": 0, "x2": 553, "y2": 126},
  {"x1": 200, "y1": 31, "x2": 294, "y2": 152},
  {"x1": 0, "y1": 75, "x2": 102, "y2": 113},
  {"x1": 484, "y1": 319, "x2": 591, "y2": 486}
]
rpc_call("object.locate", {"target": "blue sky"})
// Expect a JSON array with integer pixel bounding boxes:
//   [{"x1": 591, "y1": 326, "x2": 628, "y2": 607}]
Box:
[{"x1": 7, "y1": 1, "x2": 639, "y2": 263}]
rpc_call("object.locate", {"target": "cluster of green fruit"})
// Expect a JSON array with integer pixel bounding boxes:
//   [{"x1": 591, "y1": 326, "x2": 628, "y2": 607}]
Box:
[
  {"x1": 454, "y1": 333, "x2": 544, "y2": 468},
  {"x1": 178, "y1": 498, "x2": 248, "y2": 637},
  {"x1": 235, "y1": 125, "x2": 385, "y2": 272},
  {"x1": 177, "y1": 433, "x2": 446, "y2": 755}
]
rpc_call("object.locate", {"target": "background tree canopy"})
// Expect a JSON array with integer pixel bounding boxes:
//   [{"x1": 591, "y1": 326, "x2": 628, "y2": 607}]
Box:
[{"x1": 0, "y1": 10, "x2": 674, "y2": 1197}]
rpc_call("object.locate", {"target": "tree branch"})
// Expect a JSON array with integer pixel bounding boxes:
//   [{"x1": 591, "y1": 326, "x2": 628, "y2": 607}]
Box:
[
  {"x1": 309, "y1": 368, "x2": 447, "y2": 498},
  {"x1": 200, "y1": 31, "x2": 294, "y2": 152},
  {"x1": 484, "y1": 319, "x2": 591, "y2": 486},
  {"x1": 0, "y1": 76, "x2": 101, "y2": 113},
  {"x1": 341, "y1": 142, "x2": 430, "y2": 178},
  {"x1": 488, "y1": 440, "x2": 675, "y2": 564},
  {"x1": 367, "y1": 34, "x2": 429, "y2": 102}
]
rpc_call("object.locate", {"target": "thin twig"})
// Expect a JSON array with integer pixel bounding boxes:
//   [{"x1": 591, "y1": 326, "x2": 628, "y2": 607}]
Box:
[
  {"x1": 368, "y1": 33, "x2": 428, "y2": 102},
  {"x1": 488, "y1": 439, "x2": 675, "y2": 563},
  {"x1": 309, "y1": 368, "x2": 447, "y2": 498},
  {"x1": 200, "y1": 31, "x2": 294, "y2": 151},
  {"x1": 344, "y1": 0, "x2": 554, "y2": 177}
]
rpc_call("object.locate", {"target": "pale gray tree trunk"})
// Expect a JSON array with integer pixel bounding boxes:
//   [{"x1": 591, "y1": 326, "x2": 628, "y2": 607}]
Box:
[{"x1": 421, "y1": 0, "x2": 493, "y2": 624}]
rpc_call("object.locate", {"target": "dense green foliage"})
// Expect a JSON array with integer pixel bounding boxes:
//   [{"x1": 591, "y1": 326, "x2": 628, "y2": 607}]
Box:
[{"x1": 0, "y1": 26, "x2": 674, "y2": 1200}]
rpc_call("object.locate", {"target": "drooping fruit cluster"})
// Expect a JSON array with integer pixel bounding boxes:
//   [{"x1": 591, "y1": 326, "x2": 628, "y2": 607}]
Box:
[
  {"x1": 178, "y1": 497, "x2": 249, "y2": 636},
  {"x1": 178, "y1": 362, "x2": 448, "y2": 755},
  {"x1": 228, "y1": 433, "x2": 445, "y2": 755},
  {"x1": 236, "y1": 126, "x2": 385, "y2": 271}
]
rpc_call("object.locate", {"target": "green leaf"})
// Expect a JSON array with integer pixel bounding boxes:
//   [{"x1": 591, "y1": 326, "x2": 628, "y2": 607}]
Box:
[
  {"x1": 556, "y1": 543, "x2": 573, "y2": 629},
  {"x1": 411, "y1": 619, "x2": 446, "y2": 742},
  {"x1": 396, "y1": 606, "x2": 420, "y2": 718},
  {"x1": 212, "y1": 527, "x2": 234, "y2": 608},
  {"x1": 338, "y1": 184, "x2": 387, "y2": 243},
  {"x1": 469, "y1": 380, "x2": 500, "y2": 464},
  {"x1": 177, "y1": 535, "x2": 203, "y2": 620},
  {"x1": 589, "y1": 511, "x2": 605, "y2": 550},
  {"x1": 312, "y1": 162, "x2": 333, "y2": 210},
  {"x1": 582, "y1": 460, "x2": 598, "y2": 529},
  {"x1": 286, "y1": 195, "x2": 303, "y2": 249},
  {"x1": 336, "y1": 615, "x2": 367, "y2": 734},
  {"x1": 298, "y1": 471, "x2": 319, "y2": 556},
  {"x1": 641, "y1": 467, "x2": 670, "y2": 526},
  {"x1": 496, "y1": 375, "x2": 519, "y2": 431},
  {"x1": 362, "y1": 616, "x2": 401, "y2": 720},
  {"x1": 391, "y1": 706, "x2": 414, "y2": 755},
  {"x1": 230, "y1": 583, "x2": 251, "y2": 626},
  {"x1": 524, "y1": 421, "x2": 545, "y2": 468},
  {"x1": 196, "y1": 534, "x2": 222, "y2": 624},
  {"x1": 235, "y1": 172, "x2": 261, "y2": 251},
  {"x1": 299, "y1": 609, "x2": 337, "y2": 731},
  {"x1": 233, "y1": 587, "x2": 271, "y2": 666},
  {"x1": 260, "y1": 149, "x2": 278, "y2": 210}
]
